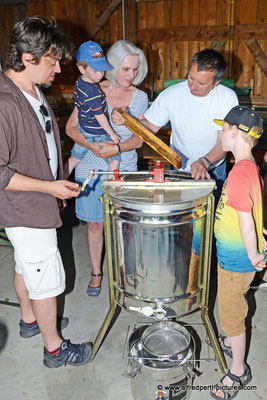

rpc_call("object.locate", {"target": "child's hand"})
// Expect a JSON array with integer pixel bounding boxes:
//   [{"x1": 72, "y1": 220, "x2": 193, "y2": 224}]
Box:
[
  {"x1": 110, "y1": 132, "x2": 121, "y2": 144},
  {"x1": 251, "y1": 252, "x2": 266, "y2": 271}
]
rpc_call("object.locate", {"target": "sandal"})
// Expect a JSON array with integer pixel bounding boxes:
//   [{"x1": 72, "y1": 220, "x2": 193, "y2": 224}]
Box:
[
  {"x1": 210, "y1": 364, "x2": 252, "y2": 399},
  {"x1": 87, "y1": 273, "x2": 103, "y2": 297},
  {"x1": 205, "y1": 334, "x2": 232, "y2": 358}
]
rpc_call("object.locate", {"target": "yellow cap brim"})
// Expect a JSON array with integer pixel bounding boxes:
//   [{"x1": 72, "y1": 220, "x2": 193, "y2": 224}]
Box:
[{"x1": 213, "y1": 119, "x2": 224, "y2": 127}]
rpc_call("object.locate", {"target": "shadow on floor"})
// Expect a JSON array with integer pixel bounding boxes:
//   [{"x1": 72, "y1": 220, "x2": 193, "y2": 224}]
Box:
[
  {"x1": 57, "y1": 198, "x2": 80, "y2": 316},
  {"x1": 0, "y1": 320, "x2": 8, "y2": 353}
]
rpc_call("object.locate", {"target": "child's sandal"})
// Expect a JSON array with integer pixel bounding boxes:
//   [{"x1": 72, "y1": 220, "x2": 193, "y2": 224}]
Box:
[
  {"x1": 210, "y1": 365, "x2": 252, "y2": 399},
  {"x1": 205, "y1": 334, "x2": 232, "y2": 358}
]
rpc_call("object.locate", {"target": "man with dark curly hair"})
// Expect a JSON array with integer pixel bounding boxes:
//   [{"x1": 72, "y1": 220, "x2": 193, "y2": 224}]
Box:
[{"x1": 0, "y1": 16, "x2": 92, "y2": 367}]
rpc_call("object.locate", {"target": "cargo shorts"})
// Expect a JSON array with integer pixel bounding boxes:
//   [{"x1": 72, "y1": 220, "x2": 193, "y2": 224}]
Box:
[
  {"x1": 5, "y1": 227, "x2": 65, "y2": 300},
  {"x1": 217, "y1": 265, "x2": 255, "y2": 337}
]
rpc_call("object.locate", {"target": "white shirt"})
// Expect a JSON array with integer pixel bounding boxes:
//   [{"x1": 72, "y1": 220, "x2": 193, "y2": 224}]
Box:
[
  {"x1": 21, "y1": 87, "x2": 58, "y2": 179},
  {"x1": 144, "y1": 80, "x2": 238, "y2": 171}
]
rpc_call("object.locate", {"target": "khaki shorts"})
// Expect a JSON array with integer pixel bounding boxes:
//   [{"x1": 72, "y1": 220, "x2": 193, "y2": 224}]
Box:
[
  {"x1": 5, "y1": 227, "x2": 65, "y2": 300},
  {"x1": 217, "y1": 265, "x2": 255, "y2": 337}
]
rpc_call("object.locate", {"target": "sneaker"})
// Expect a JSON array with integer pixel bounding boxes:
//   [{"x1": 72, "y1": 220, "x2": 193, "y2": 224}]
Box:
[
  {"x1": 19, "y1": 317, "x2": 69, "y2": 339},
  {"x1": 43, "y1": 339, "x2": 92, "y2": 368},
  {"x1": 250, "y1": 279, "x2": 267, "y2": 290}
]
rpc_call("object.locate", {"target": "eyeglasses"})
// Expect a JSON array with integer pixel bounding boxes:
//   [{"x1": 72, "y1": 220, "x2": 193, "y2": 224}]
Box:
[{"x1": 39, "y1": 104, "x2": 52, "y2": 134}]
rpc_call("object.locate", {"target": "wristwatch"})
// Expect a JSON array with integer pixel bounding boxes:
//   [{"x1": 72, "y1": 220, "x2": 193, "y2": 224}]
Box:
[
  {"x1": 116, "y1": 143, "x2": 121, "y2": 155},
  {"x1": 203, "y1": 156, "x2": 213, "y2": 171}
]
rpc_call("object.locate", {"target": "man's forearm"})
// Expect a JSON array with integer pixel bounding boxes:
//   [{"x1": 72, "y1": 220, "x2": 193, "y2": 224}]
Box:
[
  {"x1": 5, "y1": 172, "x2": 80, "y2": 200},
  {"x1": 138, "y1": 115, "x2": 161, "y2": 135},
  {"x1": 5, "y1": 172, "x2": 54, "y2": 193}
]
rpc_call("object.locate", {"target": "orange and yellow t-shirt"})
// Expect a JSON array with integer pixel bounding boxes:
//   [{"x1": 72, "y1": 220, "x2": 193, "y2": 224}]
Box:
[{"x1": 214, "y1": 160, "x2": 263, "y2": 273}]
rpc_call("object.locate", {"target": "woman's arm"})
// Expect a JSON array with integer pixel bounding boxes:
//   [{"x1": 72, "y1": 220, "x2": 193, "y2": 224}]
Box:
[{"x1": 97, "y1": 134, "x2": 143, "y2": 159}]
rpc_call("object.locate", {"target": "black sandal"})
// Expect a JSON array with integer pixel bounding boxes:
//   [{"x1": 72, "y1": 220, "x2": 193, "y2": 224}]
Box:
[
  {"x1": 87, "y1": 273, "x2": 103, "y2": 297},
  {"x1": 210, "y1": 364, "x2": 252, "y2": 399},
  {"x1": 205, "y1": 334, "x2": 232, "y2": 358}
]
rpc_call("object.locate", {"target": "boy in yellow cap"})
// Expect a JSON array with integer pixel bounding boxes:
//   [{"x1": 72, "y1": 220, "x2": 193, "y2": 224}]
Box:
[{"x1": 210, "y1": 106, "x2": 266, "y2": 399}]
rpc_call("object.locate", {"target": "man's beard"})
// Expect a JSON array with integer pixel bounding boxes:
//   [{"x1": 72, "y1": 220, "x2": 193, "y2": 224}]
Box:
[{"x1": 40, "y1": 82, "x2": 53, "y2": 89}]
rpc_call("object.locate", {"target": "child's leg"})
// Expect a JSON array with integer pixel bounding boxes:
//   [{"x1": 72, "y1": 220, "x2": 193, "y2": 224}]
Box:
[
  {"x1": 63, "y1": 156, "x2": 80, "y2": 179},
  {"x1": 107, "y1": 159, "x2": 120, "y2": 179},
  {"x1": 211, "y1": 332, "x2": 246, "y2": 398},
  {"x1": 108, "y1": 159, "x2": 120, "y2": 172},
  {"x1": 228, "y1": 332, "x2": 246, "y2": 375},
  {"x1": 211, "y1": 268, "x2": 254, "y2": 397}
]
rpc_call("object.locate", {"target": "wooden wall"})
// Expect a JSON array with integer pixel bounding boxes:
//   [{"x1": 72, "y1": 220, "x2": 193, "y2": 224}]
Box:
[{"x1": 0, "y1": 0, "x2": 266, "y2": 99}]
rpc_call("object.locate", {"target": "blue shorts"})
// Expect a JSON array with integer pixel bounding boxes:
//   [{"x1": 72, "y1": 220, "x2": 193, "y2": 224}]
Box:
[
  {"x1": 75, "y1": 176, "x2": 104, "y2": 222},
  {"x1": 71, "y1": 123, "x2": 121, "y2": 162}
]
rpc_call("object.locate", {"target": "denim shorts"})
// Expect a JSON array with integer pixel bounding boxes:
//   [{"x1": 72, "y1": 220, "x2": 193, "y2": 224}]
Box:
[
  {"x1": 71, "y1": 123, "x2": 121, "y2": 162},
  {"x1": 75, "y1": 175, "x2": 104, "y2": 222}
]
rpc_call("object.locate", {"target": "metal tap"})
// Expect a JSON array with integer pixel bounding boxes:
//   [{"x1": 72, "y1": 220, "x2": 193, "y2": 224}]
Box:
[{"x1": 81, "y1": 169, "x2": 95, "y2": 192}]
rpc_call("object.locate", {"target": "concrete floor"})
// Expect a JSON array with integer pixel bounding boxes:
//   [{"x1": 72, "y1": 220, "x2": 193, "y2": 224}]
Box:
[{"x1": 0, "y1": 201, "x2": 266, "y2": 400}]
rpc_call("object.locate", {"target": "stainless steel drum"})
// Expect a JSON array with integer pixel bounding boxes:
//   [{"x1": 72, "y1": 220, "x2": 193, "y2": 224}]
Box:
[
  {"x1": 102, "y1": 170, "x2": 215, "y2": 319},
  {"x1": 127, "y1": 321, "x2": 195, "y2": 400}
]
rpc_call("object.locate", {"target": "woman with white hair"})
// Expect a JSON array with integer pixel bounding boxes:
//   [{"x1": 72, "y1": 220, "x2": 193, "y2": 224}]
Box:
[{"x1": 66, "y1": 40, "x2": 148, "y2": 296}]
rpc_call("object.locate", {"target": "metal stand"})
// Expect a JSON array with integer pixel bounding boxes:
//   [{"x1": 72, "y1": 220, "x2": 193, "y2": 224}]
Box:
[
  {"x1": 90, "y1": 173, "x2": 228, "y2": 374},
  {"x1": 200, "y1": 195, "x2": 228, "y2": 373},
  {"x1": 90, "y1": 194, "x2": 117, "y2": 361}
]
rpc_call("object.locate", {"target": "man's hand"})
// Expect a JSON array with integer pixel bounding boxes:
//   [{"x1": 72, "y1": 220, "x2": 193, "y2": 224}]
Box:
[
  {"x1": 111, "y1": 107, "x2": 127, "y2": 125},
  {"x1": 190, "y1": 159, "x2": 211, "y2": 180},
  {"x1": 48, "y1": 180, "x2": 80, "y2": 200}
]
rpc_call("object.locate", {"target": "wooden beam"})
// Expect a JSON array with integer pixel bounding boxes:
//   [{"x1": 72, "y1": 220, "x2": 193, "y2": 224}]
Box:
[
  {"x1": 244, "y1": 39, "x2": 267, "y2": 77},
  {"x1": 126, "y1": 0, "x2": 137, "y2": 43},
  {"x1": 88, "y1": 0, "x2": 122, "y2": 39},
  {"x1": 118, "y1": 109, "x2": 182, "y2": 169},
  {"x1": 209, "y1": 40, "x2": 225, "y2": 52},
  {"x1": 138, "y1": 26, "x2": 229, "y2": 43},
  {"x1": 234, "y1": 24, "x2": 267, "y2": 40},
  {"x1": 137, "y1": 24, "x2": 267, "y2": 43}
]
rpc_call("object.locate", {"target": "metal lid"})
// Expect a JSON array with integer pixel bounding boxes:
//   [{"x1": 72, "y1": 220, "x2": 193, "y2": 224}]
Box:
[{"x1": 102, "y1": 171, "x2": 215, "y2": 212}]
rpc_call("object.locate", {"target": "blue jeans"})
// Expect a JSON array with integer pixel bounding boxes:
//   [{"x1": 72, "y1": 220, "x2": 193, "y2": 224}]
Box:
[
  {"x1": 71, "y1": 123, "x2": 121, "y2": 162},
  {"x1": 209, "y1": 161, "x2": 226, "y2": 204}
]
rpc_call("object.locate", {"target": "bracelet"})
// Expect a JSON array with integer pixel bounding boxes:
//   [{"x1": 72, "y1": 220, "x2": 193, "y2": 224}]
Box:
[
  {"x1": 116, "y1": 143, "x2": 121, "y2": 155},
  {"x1": 202, "y1": 156, "x2": 213, "y2": 171}
]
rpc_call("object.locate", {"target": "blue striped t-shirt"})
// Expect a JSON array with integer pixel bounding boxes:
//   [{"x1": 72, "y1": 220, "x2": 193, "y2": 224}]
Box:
[{"x1": 74, "y1": 76, "x2": 108, "y2": 135}]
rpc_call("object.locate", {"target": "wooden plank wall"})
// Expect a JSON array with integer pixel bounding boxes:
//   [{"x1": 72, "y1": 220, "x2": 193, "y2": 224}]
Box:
[
  {"x1": 137, "y1": 0, "x2": 267, "y2": 98},
  {"x1": 0, "y1": 0, "x2": 266, "y2": 99}
]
